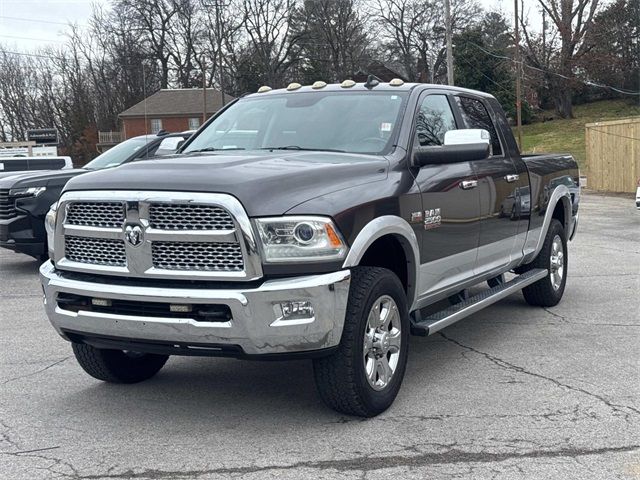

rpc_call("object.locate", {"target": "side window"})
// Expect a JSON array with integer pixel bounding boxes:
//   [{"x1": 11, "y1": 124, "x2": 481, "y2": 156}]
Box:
[
  {"x1": 455, "y1": 96, "x2": 502, "y2": 156},
  {"x1": 414, "y1": 95, "x2": 457, "y2": 147}
]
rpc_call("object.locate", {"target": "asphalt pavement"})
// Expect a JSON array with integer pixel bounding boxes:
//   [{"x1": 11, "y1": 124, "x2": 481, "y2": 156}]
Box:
[{"x1": 1, "y1": 192, "x2": 639, "y2": 479}]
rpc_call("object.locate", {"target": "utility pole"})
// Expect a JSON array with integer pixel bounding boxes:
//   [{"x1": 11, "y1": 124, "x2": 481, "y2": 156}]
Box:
[
  {"x1": 215, "y1": 0, "x2": 226, "y2": 107},
  {"x1": 514, "y1": 0, "x2": 523, "y2": 149},
  {"x1": 202, "y1": 56, "x2": 207, "y2": 124},
  {"x1": 444, "y1": 0, "x2": 454, "y2": 86}
]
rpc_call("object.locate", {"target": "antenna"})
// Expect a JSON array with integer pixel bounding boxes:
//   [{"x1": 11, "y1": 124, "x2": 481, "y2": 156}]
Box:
[{"x1": 364, "y1": 75, "x2": 381, "y2": 89}]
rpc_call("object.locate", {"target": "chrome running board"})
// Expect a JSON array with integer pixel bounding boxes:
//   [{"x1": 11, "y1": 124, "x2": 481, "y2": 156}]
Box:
[{"x1": 410, "y1": 268, "x2": 548, "y2": 336}]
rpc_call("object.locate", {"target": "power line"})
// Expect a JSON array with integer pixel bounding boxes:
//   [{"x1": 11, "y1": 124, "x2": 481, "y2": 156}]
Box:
[
  {"x1": 0, "y1": 15, "x2": 85, "y2": 27},
  {"x1": 0, "y1": 34, "x2": 66, "y2": 44},
  {"x1": 0, "y1": 50, "x2": 56, "y2": 59},
  {"x1": 467, "y1": 41, "x2": 640, "y2": 96}
]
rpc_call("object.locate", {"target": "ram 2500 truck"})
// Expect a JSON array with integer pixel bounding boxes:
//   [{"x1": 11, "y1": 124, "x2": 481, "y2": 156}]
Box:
[{"x1": 40, "y1": 80, "x2": 579, "y2": 417}]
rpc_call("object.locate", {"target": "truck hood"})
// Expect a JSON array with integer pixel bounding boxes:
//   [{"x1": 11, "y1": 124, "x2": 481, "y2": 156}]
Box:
[
  {"x1": 0, "y1": 169, "x2": 86, "y2": 189},
  {"x1": 63, "y1": 151, "x2": 389, "y2": 216}
]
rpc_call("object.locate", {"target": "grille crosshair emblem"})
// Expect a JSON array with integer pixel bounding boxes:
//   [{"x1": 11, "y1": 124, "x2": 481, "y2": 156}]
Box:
[{"x1": 124, "y1": 224, "x2": 145, "y2": 247}]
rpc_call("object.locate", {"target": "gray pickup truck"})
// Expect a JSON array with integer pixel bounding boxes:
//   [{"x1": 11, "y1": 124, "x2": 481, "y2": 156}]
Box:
[{"x1": 39, "y1": 80, "x2": 579, "y2": 417}]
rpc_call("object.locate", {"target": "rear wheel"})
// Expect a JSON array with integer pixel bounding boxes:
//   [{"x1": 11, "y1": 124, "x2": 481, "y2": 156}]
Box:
[
  {"x1": 72, "y1": 343, "x2": 168, "y2": 383},
  {"x1": 313, "y1": 267, "x2": 409, "y2": 417},
  {"x1": 520, "y1": 219, "x2": 568, "y2": 307}
]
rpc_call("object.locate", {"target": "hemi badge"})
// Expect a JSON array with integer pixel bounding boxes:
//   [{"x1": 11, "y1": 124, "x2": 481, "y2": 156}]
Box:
[{"x1": 410, "y1": 211, "x2": 423, "y2": 223}]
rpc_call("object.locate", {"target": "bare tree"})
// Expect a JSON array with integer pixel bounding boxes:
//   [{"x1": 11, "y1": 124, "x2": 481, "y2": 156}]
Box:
[
  {"x1": 294, "y1": 0, "x2": 371, "y2": 83},
  {"x1": 375, "y1": 0, "x2": 432, "y2": 81},
  {"x1": 240, "y1": 0, "x2": 304, "y2": 87},
  {"x1": 522, "y1": 0, "x2": 601, "y2": 117}
]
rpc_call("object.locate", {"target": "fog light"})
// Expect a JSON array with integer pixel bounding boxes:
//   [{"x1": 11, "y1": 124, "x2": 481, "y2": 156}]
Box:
[{"x1": 273, "y1": 301, "x2": 315, "y2": 324}]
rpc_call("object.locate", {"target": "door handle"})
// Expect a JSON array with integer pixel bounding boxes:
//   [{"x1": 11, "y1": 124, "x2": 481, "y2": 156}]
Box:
[
  {"x1": 459, "y1": 180, "x2": 478, "y2": 190},
  {"x1": 505, "y1": 174, "x2": 520, "y2": 183}
]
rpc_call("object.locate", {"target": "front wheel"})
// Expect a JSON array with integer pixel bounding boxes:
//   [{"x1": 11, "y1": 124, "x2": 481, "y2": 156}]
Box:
[
  {"x1": 313, "y1": 267, "x2": 409, "y2": 417},
  {"x1": 72, "y1": 343, "x2": 169, "y2": 384}
]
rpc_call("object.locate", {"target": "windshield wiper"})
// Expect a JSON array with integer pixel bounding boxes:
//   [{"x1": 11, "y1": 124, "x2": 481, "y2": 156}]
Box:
[
  {"x1": 186, "y1": 147, "x2": 246, "y2": 153},
  {"x1": 260, "y1": 146, "x2": 346, "y2": 153}
]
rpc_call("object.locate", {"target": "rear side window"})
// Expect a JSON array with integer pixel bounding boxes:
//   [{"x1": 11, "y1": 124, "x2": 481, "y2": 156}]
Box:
[
  {"x1": 455, "y1": 96, "x2": 502, "y2": 156},
  {"x1": 414, "y1": 95, "x2": 457, "y2": 146}
]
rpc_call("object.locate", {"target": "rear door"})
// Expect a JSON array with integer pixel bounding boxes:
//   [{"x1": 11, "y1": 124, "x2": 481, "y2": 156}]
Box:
[
  {"x1": 412, "y1": 91, "x2": 482, "y2": 299},
  {"x1": 452, "y1": 95, "x2": 525, "y2": 274}
]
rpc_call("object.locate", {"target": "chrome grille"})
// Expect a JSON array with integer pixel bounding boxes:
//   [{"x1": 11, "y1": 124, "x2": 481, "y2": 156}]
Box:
[
  {"x1": 149, "y1": 204, "x2": 235, "y2": 230},
  {"x1": 0, "y1": 189, "x2": 16, "y2": 220},
  {"x1": 66, "y1": 202, "x2": 124, "y2": 228},
  {"x1": 152, "y1": 241, "x2": 244, "y2": 271},
  {"x1": 55, "y1": 191, "x2": 262, "y2": 281},
  {"x1": 65, "y1": 236, "x2": 126, "y2": 266}
]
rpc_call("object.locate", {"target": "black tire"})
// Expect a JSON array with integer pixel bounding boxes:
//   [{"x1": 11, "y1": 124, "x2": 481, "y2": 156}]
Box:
[
  {"x1": 71, "y1": 343, "x2": 168, "y2": 384},
  {"x1": 313, "y1": 267, "x2": 409, "y2": 417},
  {"x1": 520, "y1": 219, "x2": 568, "y2": 307}
]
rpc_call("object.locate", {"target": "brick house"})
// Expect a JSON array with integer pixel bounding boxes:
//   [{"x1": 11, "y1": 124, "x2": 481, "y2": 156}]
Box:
[{"x1": 118, "y1": 88, "x2": 235, "y2": 140}]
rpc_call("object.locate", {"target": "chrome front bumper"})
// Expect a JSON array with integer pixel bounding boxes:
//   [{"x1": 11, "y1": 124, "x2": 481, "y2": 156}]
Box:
[{"x1": 39, "y1": 261, "x2": 350, "y2": 356}]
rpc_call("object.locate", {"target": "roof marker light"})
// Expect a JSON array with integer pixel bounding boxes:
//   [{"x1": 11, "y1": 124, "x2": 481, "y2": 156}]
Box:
[
  {"x1": 287, "y1": 82, "x2": 302, "y2": 91},
  {"x1": 311, "y1": 81, "x2": 327, "y2": 89},
  {"x1": 340, "y1": 79, "x2": 356, "y2": 88},
  {"x1": 389, "y1": 78, "x2": 405, "y2": 86},
  {"x1": 257, "y1": 86, "x2": 272, "y2": 93}
]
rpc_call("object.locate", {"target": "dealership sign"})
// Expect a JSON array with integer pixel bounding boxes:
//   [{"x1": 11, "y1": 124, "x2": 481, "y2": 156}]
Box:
[{"x1": 26, "y1": 128, "x2": 59, "y2": 145}]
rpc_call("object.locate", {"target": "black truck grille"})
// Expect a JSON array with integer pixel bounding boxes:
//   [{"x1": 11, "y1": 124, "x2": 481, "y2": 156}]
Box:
[
  {"x1": 56, "y1": 293, "x2": 232, "y2": 323},
  {"x1": 0, "y1": 189, "x2": 16, "y2": 220}
]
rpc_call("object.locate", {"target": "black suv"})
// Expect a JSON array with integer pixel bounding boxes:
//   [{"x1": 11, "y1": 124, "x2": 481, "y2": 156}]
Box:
[{"x1": 0, "y1": 131, "x2": 192, "y2": 259}]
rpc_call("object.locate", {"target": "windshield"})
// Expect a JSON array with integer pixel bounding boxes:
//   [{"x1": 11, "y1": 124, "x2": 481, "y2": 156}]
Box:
[
  {"x1": 84, "y1": 136, "x2": 154, "y2": 170},
  {"x1": 183, "y1": 91, "x2": 408, "y2": 155}
]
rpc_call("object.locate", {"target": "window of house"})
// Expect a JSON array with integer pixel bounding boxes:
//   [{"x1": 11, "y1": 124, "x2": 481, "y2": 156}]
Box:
[
  {"x1": 414, "y1": 95, "x2": 457, "y2": 147},
  {"x1": 454, "y1": 96, "x2": 502, "y2": 156},
  {"x1": 150, "y1": 118, "x2": 163, "y2": 134},
  {"x1": 188, "y1": 117, "x2": 201, "y2": 130}
]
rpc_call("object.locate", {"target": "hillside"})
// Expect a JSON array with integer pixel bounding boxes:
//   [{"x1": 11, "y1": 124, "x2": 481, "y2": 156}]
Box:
[{"x1": 517, "y1": 99, "x2": 640, "y2": 168}]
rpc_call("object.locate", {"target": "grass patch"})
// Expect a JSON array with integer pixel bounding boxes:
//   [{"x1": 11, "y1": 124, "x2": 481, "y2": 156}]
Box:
[{"x1": 515, "y1": 99, "x2": 640, "y2": 168}]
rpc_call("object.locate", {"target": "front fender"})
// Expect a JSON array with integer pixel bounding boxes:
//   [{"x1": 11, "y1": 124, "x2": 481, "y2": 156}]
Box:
[{"x1": 342, "y1": 215, "x2": 420, "y2": 311}]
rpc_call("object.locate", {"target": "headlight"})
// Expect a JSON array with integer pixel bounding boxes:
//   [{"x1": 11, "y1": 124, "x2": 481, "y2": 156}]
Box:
[
  {"x1": 254, "y1": 216, "x2": 347, "y2": 263},
  {"x1": 9, "y1": 186, "x2": 46, "y2": 197},
  {"x1": 45, "y1": 201, "x2": 58, "y2": 259}
]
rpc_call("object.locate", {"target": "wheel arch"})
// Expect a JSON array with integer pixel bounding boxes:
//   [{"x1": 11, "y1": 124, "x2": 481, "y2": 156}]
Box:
[
  {"x1": 342, "y1": 216, "x2": 419, "y2": 310},
  {"x1": 522, "y1": 185, "x2": 572, "y2": 264}
]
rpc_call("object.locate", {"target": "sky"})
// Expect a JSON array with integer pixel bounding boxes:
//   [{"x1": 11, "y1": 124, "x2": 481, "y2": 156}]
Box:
[
  {"x1": 0, "y1": 0, "x2": 109, "y2": 52},
  {"x1": 0, "y1": 0, "x2": 542, "y2": 53}
]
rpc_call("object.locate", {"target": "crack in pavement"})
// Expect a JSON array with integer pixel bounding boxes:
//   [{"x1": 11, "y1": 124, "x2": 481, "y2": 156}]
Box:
[
  {"x1": 572, "y1": 273, "x2": 639, "y2": 278},
  {"x1": 438, "y1": 332, "x2": 640, "y2": 420},
  {"x1": 26, "y1": 444, "x2": 640, "y2": 479},
  {"x1": 375, "y1": 405, "x2": 594, "y2": 424},
  {"x1": 540, "y1": 308, "x2": 640, "y2": 327},
  {"x1": 2, "y1": 356, "x2": 71, "y2": 385},
  {"x1": 578, "y1": 244, "x2": 640, "y2": 255}
]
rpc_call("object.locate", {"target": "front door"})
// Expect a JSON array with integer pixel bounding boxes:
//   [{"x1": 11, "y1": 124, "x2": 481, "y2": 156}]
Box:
[{"x1": 411, "y1": 93, "x2": 482, "y2": 302}]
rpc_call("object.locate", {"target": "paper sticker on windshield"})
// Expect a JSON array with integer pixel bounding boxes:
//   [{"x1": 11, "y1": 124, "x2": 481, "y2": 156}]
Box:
[{"x1": 380, "y1": 123, "x2": 392, "y2": 132}]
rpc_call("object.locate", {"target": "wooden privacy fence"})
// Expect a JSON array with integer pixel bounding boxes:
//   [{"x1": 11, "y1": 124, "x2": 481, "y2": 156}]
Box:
[{"x1": 585, "y1": 117, "x2": 640, "y2": 193}]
